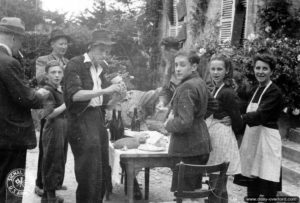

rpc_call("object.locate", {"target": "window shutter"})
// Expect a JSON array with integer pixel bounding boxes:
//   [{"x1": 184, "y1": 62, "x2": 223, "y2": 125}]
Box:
[
  {"x1": 169, "y1": 26, "x2": 177, "y2": 37},
  {"x1": 240, "y1": 0, "x2": 247, "y2": 7},
  {"x1": 241, "y1": 0, "x2": 247, "y2": 39},
  {"x1": 168, "y1": 0, "x2": 181, "y2": 37},
  {"x1": 219, "y1": 0, "x2": 236, "y2": 43},
  {"x1": 167, "y1": 0, "x2": 175, "y2": 25}
]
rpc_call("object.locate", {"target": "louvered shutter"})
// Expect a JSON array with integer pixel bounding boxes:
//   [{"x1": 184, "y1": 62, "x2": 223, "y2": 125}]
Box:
[
  {"x1": 168, "y1": 0, "x2": 180, "y2": 37},
  {"x1": 241, "y1": 0, "x2": 247, "y2": 39},
  {"x1": 169, "y1": 27, "x2": 177, "y2": 37},
  {"x1": 219, "y1": 0, "x2": 236, "y2": 43}
]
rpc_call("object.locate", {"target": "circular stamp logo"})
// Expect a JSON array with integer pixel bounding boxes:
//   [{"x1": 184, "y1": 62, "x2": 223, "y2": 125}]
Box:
[{"x1": 6, "y1": 168, "x2": 25, "y2": 197}]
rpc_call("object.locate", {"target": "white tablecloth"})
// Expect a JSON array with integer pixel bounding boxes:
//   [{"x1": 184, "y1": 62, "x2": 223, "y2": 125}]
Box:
[{"x1": 109, "y1": 130, "x2": 169, "y2": 184}]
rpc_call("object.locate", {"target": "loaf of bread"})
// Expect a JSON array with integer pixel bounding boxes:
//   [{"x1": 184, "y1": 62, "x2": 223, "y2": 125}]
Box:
[{"x1": 113, "y1": 137, "x2": 140, "y2": 149}]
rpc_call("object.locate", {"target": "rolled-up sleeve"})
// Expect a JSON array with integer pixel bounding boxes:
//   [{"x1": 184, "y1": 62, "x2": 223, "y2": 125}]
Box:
[
  {"x1": 165, "y1": 88, "x2": 196, "y2": 133},
  {"x1": 63, "y1": 61, "x2": 83, "y2": 108}
]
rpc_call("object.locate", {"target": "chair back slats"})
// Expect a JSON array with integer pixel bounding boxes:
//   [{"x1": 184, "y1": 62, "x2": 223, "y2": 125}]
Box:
[
  {"x1": 176, "y1": 162, "x2": 228, "y2": 175},
  {"x1": 175, "y1": 162, "x2": 230, "y2": 203}
]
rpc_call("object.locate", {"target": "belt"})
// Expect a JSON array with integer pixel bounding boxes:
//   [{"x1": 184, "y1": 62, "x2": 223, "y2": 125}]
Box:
[{"x1": 86, "y1": 105, "x2": 104, "y2": 113}]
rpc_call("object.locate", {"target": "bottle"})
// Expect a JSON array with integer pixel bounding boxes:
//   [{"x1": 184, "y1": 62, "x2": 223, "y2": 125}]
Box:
[
  {"x1": 131, "y1": 108, "x2": 140, "y2": 131},
  {"x1": 109, "y1": 109, "x2": 117, "y2": 141},
  {"x1": 116, "y1": 110, "x2": 124, "y2": 140}
]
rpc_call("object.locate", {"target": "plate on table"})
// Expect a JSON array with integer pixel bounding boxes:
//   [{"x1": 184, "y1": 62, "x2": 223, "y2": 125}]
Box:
[{"x1": 138, "y1": 144, "x2": 166, "y2": 152}]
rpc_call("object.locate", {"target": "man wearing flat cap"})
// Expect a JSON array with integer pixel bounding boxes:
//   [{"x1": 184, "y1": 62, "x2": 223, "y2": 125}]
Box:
[
  {"x1": 64, "y1": 29, "x2": 123, "y2": 202},
  {"x1": 0, "y1": 17, "x2": 49, "y2": 202},
  {"x1": 34, "y1": 29, "x2": 71, "y2": 197}
]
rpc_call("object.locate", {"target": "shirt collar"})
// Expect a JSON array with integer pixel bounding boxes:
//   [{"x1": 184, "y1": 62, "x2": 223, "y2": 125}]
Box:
[
  {"x1": 84, "y1": 53, "x2": 104, "y2": 73},
  {"x1": 180, "y1": 72, "x2": 199, "y2": 84},
  {"x1": 83, "y1": 53, "x2": 92, "y2": 63},
  {"x1": 0, "y1": 43, "x2": 12, "y2": 56},
  {"x1": 45, "y1": 81, "x2": 62, "y2": 93}
]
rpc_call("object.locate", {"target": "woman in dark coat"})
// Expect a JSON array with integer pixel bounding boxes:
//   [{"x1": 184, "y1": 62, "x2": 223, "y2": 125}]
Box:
[
  {"x1": 164, "y1": 51, "x2": 211, "y2": 193},
  {"x1": 238, "y1": 52, "x2": 283, "y2": 200}
]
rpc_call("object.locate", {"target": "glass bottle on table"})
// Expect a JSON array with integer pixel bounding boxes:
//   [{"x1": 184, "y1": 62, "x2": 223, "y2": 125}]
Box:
[
  {"x1": 131, "y1": 107, "x2": 140, "y2": 131},
  {"x1": 116, "y1": 110, "x2": 124, "y2": 140},
  {"x1": 109, "y1": 109, "x2": 117, "y2": 141}
]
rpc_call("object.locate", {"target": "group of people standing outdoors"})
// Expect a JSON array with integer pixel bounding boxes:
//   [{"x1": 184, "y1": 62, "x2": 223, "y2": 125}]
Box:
[
  {"x1": 160, "y1": 37, "x2": 283, "y2": 202},
  {"x1": 0, "y1": 16, "x2": 124, "y2": 203},
  {"x1": 0, "y1": 15, "x2": 283, "y2": 203}
]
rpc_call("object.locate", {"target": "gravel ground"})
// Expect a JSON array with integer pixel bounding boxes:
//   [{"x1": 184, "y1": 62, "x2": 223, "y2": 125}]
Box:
[{"x1": 22, "y1": 134, "x2": 246, "y2": 203}]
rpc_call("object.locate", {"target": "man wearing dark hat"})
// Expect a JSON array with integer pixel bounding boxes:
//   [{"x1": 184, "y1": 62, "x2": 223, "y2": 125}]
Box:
[
  {"x1": 64, "y1": 29, "x2": 123, "y2": 203},
  {"x1": 0, "y1": 17, "x2": 50, "y2": 202},
  {"x1": 36, "y1": 29, "x2": 71, "y2": 84},
  {"x1": 34, "y1": 29, "x2": 71, "y2": 196}
]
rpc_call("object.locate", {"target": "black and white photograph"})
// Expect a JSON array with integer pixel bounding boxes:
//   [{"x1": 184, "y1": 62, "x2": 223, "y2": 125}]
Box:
[{"x1": 0, "y1": 0, "x2": 299, "y2": 202}]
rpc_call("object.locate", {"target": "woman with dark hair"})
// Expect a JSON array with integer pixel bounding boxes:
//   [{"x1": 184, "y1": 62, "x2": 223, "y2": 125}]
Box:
[
  {"x1": 164, "y1": 50, "x2": 211, "y2": 200},
  {"x1": 206, "y1": 53, "x2": 243, "y2": 203},
  {"x1": 238, "y1": 52, "x2": 283, "y2": 200}
]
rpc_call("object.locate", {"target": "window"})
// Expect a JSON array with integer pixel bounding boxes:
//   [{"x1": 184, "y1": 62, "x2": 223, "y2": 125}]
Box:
[
  {"x1": 219, "y1": 0, "x2": 236, "y2": 43},
  {"x1": 219, "y1": 0, "x2": 248, "y2": 46},
  {"x1": 168, "y1": 0, "x2": 182, "y2": 37}
]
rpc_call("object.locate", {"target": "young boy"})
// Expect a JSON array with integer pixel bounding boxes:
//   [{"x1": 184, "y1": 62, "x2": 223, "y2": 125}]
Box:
[
  {"x1": 164, "y1": 51, "x2": 211, "y2": 198},
  {"x1": 41, "y1": 60, "x2": 67, "y2": 203}
]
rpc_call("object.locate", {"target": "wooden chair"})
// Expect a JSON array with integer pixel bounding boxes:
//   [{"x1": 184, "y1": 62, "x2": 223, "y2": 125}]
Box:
[{"x1": 174, "y1": 162, "x2": 229, "y2": 203}]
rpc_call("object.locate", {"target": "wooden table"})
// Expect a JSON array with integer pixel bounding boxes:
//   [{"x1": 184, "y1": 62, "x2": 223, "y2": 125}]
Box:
[{"x1": 120, "y1": 153, "x2": 182, "y2": 203}]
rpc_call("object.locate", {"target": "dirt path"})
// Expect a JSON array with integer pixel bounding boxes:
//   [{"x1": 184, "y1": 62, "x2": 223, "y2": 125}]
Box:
[{"x1": 22, "y1": 134, "x2": 246, "y2": 203}]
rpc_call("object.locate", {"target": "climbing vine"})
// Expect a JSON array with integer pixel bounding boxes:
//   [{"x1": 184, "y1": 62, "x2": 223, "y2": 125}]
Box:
[
  {"x1": 191, "y1": 0, "x2": 209, "y2": 37},
  {"x1": 137, "y1": 0, "x2": 163, "y2": 88}
]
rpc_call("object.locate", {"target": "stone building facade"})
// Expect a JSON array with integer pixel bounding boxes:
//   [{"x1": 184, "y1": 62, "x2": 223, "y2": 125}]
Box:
[{"x1": 160, "y1": 0, "x2": 300, "y2": 50}]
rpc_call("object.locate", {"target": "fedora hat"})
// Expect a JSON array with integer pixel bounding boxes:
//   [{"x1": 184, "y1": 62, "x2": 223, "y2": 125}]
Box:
[
  {"x1": 48, "y1": 29, "x2": 72, "y2": 45},
  {"x1": 89, "y1": 29, "x2": 115, "y2": 47},
  {"x1": 0, "y1": 17, "x2": 25, "y2": 36}
]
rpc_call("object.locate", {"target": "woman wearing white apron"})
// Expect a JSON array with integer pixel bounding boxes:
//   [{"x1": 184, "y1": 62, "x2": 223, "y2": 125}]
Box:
[
  {"x1": 238, "y1": 52, "x2": 283, "y2": 200},
  {"x1": 206, "y1": 54, "x2": 243, "y2": 203}
]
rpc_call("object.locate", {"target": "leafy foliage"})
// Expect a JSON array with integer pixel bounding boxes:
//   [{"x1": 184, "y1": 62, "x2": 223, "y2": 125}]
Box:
[
  {"x1": 191, "y1": 0, "x2": 209, "y2": 37},
  {"x1": 0, "y1": 0, "x2": 67, "y2": 30},
  {"x1": 76, "y1": 0, "x2": 106, "y2": 29},
  {"x1": 136, "y1": 0, "x2": 163, "y2": 88},
  {"x1": 257, "y1": 0, "x2": 300, "y2": 38},
  {"x1": 0, "y1": 0, "x2": 44, "y2": 30}
]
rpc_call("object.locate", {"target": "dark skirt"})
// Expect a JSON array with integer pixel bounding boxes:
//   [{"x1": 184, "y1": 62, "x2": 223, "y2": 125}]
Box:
[
  {"x1": 171, "y1": 154, "x2": 209, "y2": 192},
  {"x1": 233, "y1": 170, "x2": 282, "y2": 192}
]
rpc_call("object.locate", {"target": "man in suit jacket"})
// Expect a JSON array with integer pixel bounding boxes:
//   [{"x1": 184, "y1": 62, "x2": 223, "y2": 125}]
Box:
[
  {"x1": 34, "y1": 29, "x2": 71, "y2": 196},
  {"x1": 0, "y1": 17, "x2": 49, "y2": 202}
]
